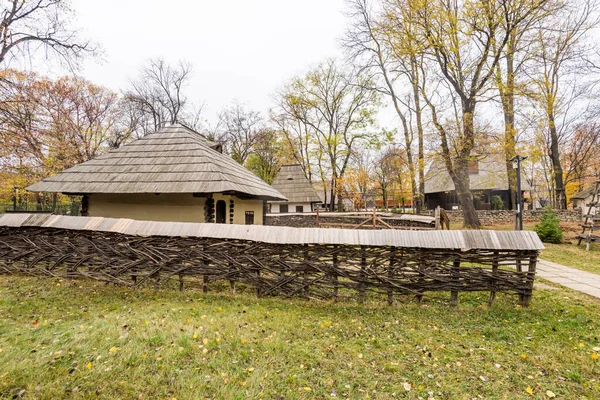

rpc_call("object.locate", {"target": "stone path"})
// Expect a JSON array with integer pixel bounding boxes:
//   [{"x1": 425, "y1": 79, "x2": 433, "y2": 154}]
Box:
[{"x1": 537, "y1": 259, "x2": 600, "y2": 299}]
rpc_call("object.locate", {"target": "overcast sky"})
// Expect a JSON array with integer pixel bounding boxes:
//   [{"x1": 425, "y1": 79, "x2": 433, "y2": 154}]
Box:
[{"x1": 67, "y1": 0, "x2": 349, "y2": 124}]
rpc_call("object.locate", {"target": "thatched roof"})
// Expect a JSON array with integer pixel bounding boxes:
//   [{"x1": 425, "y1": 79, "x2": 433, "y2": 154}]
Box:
[
  {"x1": 26, "y1": 124, "x2": 287, "y2": 201},
  {"x1": 269, "y1": 164, "x2": 322, "y2": 204},
  {"x1": 424, "y1": 154, "x2": 531, "y2": 194}
]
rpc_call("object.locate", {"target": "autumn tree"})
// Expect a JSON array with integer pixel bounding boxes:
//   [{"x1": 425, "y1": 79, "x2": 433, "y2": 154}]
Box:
[
  {"x1": 244, "y1": 128, "x2": 282, "y2": 184},
  {"x1": 493, "y1": 0, "x2": 554, "y2": 210},
  {"x1": 374, "y1": 145, "x2": 407, "y2": 209},
  {"x1": 395, "y1": 0, "x2": 525, "y2": 228},
  {"x1": 0, "y1": 70, "x2": 123, "y2": 199},
  {"x1": 274, "y1": 59, "x2": 380, "y2": 210}
]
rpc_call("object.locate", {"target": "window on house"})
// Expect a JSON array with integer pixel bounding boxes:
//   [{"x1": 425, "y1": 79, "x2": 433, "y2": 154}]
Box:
[
  {"x1": 280, "y1": 204, "x2": 288, "y2": 213},
  {"x1": 296, "y1": 205, "x2": 304, "y2": 213},
  {"x1": 245, "y1": 211, "x2": 254, "y2": 225}
]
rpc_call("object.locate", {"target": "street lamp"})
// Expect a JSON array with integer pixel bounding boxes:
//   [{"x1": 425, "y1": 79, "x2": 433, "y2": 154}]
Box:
[{"x1": 510, "y1": 155, "x2": 528, "y2": 230}]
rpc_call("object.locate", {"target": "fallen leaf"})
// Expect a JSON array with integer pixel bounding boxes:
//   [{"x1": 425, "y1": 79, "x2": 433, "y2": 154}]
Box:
[
  {"x1": 109, "y1": 347, "x2": 118, "y2": 353},
  {"x1": 479, "y1": 376, "x2": 489, "y2": 382},
  {"x1": 86, "y1": 362, "x2": 92, "y2": 370},
  {"x1": 546, "y1": 390, "x2": 556, "y2": 398},
  {"x1": 403, "y1": 382, "x2": 411, "y2": 391},
  {"x1": 526, "y1": 387, "x2": 534, "y2": 395}
]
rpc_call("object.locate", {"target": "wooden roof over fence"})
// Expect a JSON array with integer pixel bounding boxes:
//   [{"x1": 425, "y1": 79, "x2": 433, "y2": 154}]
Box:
[
  {"x1": 26, "y1": 124, "x2": 286, "y2": 201},
  {"x1": 0, "y1": 214, "x2": 544, "y2": 251},
  {"x1": 269, "y1": 164, "x2": 322, "y2": 204}
]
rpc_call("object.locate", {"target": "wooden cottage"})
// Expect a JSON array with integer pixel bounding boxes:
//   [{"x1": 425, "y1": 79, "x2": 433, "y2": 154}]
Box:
[
  {"x1": 571, "y1": 186, "x2": 598, "y2": 218},
  {"x1": 26, "y1": 124, "x2": 286, "y2": 225},
  {"x1": 424, "y1": 154, "x2": 530, "y2": 211},
  {"x1": 268, "y1": 164, "x2": 322, "y2": 213}
]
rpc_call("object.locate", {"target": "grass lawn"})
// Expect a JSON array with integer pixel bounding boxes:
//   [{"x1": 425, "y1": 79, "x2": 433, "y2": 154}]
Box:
[{"x1": 1, "y1": 276, "x2": 599, "y2": 399}]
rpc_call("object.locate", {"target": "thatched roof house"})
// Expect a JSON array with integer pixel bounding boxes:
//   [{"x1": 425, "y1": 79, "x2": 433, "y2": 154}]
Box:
[
  {"x1": 424, "y1": 154, "x2": 530, "y2": 210},
  {"x1": 27, "y1": 124, "x2": 286, "y2": 225},
  {"x1": 268, "y1": 164, "x2": 321, "y2": 213}
]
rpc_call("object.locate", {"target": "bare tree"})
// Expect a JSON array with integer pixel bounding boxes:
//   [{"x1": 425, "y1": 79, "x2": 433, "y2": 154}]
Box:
[
  {"x1": 0, "y1": 0, "x2": 94, "y2": 67},
  {"x1": 343, "y1": 0, "x2": 422, "y2": 210},
  {"x1": 123, "y1": 58, "x2": 193, "y2": 137},
  {"x1": 528, "y1": 0, "x2": 598, "y2": 208},
  {"x1": 217, "y1": 101, "x2": 262, "y2": 164}
]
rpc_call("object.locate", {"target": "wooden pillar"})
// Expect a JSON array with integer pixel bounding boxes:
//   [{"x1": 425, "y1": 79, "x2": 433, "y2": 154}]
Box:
[
  {"x1": 316, "y1": 208, "x2": 320, "y2": 228},
  {"x1": 450, "y1": 259, "x2": 460, "y2": 307},
  {"x1": 359, "y1": 246, "x2": 366, "y2": 303},
  {"x1": 435, "y1": 206, "x2": 441, "y2": 230},
  {"x1": 229, "y1": 262, "x2": 236, "y2": 295},
  {"x1": 521, "y1": 254, "x2": 537, "y2": 307},
  {"x1": 487, "y1": 252, "x2": 499, "y2": 307},
  {"x1": 516, "y1": 258, "x2": 524, "y2": 305},
  {"x1": 303, "y1": 244, "x2": 310, "y2": 298},
  {"x1": 372, "y1": 208, "x2": 377, "y2": 228},
  {"x1": 388, "y1": 248, "x2": 395, "y2": 306},
  {"x1": 256, "y1": 268, "x2": 262, "y2": 298},
  {"x1": 417, "y1": 255, "x2": 424, "y2": 305},
  {"x1": 332, "y1": 246, "x2": 339, "y2": 301}
]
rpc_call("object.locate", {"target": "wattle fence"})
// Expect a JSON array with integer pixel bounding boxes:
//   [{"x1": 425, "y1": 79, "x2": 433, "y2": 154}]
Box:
[{"x1": 0, "y1": 214, "x2": 544, "y2": 307}]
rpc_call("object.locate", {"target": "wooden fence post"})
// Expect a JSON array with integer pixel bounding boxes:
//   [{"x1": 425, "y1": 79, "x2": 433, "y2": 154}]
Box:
[
  {"x1": 179, "y1": 274, "x2": 184, "y2": 292},
  {"x1": 303, "y1": 244, "x2": 310, "y2": 298},
  {"x1": 388, "y1": 248, "x2": 395, "y2": 306},
  {"x1": 487, "y1": 252, "x2": 499, "y2": 307},
  {"x1": 359, "y1": 246, "x2": 366, "y2": 303},
  {"x1": 316, "y1": 208, "x2": 320, "y2": 228},
  {"x1": 435, "y1": 207, "x2": 441, "y2": 230},
  {"x1": 228, "y1": 261, "x2": 236, "y2": 295},
  {"x1": 332, "y1": 246, "x2": 339, "y2": 301},
  {"x1": 516, "y1": 258, "x2": 523, "y2": 305},
  {"x1": 450, "y1": 259, "x2": 460, "y2": 306},
  {"x1": 521, "y1": 255, "x2": 537, "y2": 307}
]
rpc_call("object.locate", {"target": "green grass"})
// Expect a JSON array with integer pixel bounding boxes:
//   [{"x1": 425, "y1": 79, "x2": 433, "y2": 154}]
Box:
[{"x1": 1, "y1": 277, "x2": 600, "y2": 399}]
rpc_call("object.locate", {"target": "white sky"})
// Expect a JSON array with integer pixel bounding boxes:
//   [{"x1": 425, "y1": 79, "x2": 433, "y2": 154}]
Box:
[{"x1": 67, "y1": 0, "x2": 350, "y2": 124}]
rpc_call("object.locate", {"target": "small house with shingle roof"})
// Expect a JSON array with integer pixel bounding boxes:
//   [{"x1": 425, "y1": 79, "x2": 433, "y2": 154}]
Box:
[
  {"x1": 268, "y1": 164, "x2": 322, "y2": 213},
  {"x1": 571, "y1": 186, "x2": 598, "y2": 218},
  {"x1": 424, "y1": 154, "x2": 530, "y2": 211},
  {"x1": 26, "y1": 124, "x2": 286, "y2": 225}
]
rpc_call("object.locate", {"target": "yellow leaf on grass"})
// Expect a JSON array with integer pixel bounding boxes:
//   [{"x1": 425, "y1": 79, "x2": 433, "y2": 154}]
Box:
[
  {"x1": 86, "y1": 362, "x2": 92, "y2": 370},
  {"x1": 592, "y1": 353, "x2": 599, "y2": 360},
  {"x1": 546, "y1": 390, "x2": 556, "y2": 398},
  {"x1": 526, "y1": 387, "x2": 533, "y2": 395},
  {"x1": 109, "y1": 347, "x2": 118, "y2": 353},
  {"x1": 521, "y1": 354, "x2": 527, "y2": 359},
  {"x1": 203, "y1": 338, "x2": 209, "y2": 345}
]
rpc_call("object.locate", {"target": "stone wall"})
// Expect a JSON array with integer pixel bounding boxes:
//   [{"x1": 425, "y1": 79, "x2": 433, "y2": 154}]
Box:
[
  {"x1": 265, "y1": 214, "x2": 434, "y2": 229},
  {"x1": 422, "y1": 209, "x2": 581, "y2": 226},
  {"x1": 266, "y1": 209, "x2": 582, "y2": 229}
]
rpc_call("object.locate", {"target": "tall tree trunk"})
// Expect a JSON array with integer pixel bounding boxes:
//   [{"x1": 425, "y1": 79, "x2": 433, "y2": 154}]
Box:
[
  {"x1": 411, "y1": 54, "x2": 425, "y2": 212},
  {"x1": 548, "y1": 112, "x2": 566, "y2": 209},
  {"x1": 498, "y1": 37, "x2": 517, "y2": 210}
]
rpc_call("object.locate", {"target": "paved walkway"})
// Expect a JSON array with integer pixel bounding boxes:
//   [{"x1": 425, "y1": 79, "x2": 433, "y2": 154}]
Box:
[{"x1": 537, "y1": 259, "x2": 600, "y2": 299}]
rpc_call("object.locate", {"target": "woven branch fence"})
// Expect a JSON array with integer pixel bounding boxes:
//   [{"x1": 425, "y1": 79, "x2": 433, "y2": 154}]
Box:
[{"x1": 0, "y1": 215, "x2": 543, "y2": 307}]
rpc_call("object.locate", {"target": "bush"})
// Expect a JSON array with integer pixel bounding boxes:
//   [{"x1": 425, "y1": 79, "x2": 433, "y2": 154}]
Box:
[
  {"x1": 490, "y1": 195, "x2": 504, "y2": 210},
  {"x1": 534, "y1": 207, "x2": 563, "y2": 244}
]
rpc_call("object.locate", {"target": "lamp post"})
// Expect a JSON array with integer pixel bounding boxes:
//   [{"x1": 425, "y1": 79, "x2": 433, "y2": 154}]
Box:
[{"x1": 510, "y1": 155, "x2": 528, "y2": 230}]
